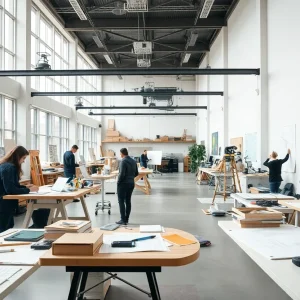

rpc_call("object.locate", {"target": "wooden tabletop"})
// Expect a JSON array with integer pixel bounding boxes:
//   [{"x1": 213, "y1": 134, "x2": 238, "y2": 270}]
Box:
[
  {"x1": 3, "y1": 185, "x2": 100, "y2": 200},
  {"x1": 39, "y1": 228, "x2": 200, "y2": 267},
  {"x1": 91, "y1": 174, "x2": 118, "y2": 180},
  {"x1": 279, "y1": 200, "x2": 300, "y2": 211},
  {"x1": 112, "y1": 169, "x2": 154, "y2": 175}
]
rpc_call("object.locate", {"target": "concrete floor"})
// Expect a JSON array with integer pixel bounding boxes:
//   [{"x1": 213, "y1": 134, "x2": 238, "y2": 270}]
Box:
[{"x1": 6, "y1": 173, "x2": 291, "y2": 300}]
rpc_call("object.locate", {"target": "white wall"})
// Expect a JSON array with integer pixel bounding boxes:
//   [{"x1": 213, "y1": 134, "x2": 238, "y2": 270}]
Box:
[{"x1": 101, "y1": 75, "x2": 197, "y2": 155}]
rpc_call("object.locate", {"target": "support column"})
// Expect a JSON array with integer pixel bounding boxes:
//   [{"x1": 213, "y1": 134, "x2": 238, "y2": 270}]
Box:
[
  {"x1": 256, "y1": 0, "x2": 268, "y2": 166},
  {"x1": 15, "y1": 0, "x2": 32, "y2": 176},
  {"x1": 206, "y1": 55, "x2": 211, "y2": 155}
]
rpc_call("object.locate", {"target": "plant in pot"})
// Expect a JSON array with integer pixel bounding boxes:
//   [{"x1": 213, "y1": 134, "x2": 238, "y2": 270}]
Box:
[
  {"x1": 188, "y1": 144, "x2": 206, "y2": 173},
  {"x1": 97, "y1": 167, "x2": 102, "y2": 175}
]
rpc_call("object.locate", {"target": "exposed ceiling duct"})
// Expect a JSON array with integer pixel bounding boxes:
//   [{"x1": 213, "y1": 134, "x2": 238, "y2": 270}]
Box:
[
  {"x1": 68, "y1": 0, "x2": 87, "y2": 20},
  {"x1": 76, "y1": 106, "x2": 207, "y2": 110},
  {"x1": 88, "y1": 112, "x2": 197, "y2": 116}
]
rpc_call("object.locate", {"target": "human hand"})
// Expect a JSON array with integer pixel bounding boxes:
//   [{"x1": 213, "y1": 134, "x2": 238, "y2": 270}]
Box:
[
  {"x1": 29, "y1": 185, "x2": 39, "y2": 193},
  {"x1": 288, "y1": 149, "x2": 291, "y2": 154}
]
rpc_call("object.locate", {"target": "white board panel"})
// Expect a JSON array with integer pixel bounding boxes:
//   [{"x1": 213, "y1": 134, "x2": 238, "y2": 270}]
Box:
[
  {"x1": 244, "y1": 133, "x2": 257, "y2": 162},
  {"x1": 147, "y1": 151, "x2": 162, "y2": 165}
]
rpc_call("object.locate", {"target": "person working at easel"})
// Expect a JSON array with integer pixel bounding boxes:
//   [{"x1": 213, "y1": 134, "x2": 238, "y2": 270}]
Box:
[
  {"x1": 140, "y1": 150, "x2": 149, "y2": 168},
  {"x1": 0, "y1": 146, "x2": 39, "y2": 232},
  {"x1": 263, "y1": 149, "x2": 290, "y2": 193}
]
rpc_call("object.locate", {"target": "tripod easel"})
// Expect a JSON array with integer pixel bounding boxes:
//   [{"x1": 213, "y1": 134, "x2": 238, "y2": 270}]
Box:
[{"x1": 212, "y1": 154, "x2": 242, "y2": 204}]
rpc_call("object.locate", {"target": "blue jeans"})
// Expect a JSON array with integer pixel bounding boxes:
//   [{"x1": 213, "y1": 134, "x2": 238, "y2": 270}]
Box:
[{"x1": 270, "y1": 182, "x2": 281, "y2": 193}]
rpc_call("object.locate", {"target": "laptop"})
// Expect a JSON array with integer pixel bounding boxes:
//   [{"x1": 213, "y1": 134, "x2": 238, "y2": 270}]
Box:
[{"x1": 51, "y1": 177, "x2": 69, "y2": 192}]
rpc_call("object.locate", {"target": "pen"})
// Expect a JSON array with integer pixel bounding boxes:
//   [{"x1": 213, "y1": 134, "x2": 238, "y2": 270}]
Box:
[
  {"x1": 132, "y1": 235, "x2": 156, "y2": 242},
  {"x1": 0, "y1": 249, "x2": 14, "y2": 253}
]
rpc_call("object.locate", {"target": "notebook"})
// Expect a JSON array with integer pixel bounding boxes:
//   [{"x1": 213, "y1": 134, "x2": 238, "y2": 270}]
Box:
[
  {"x1": 163, "y1": 234, "x2": 197, "y2": 246},
  {"x1": 4, "y1": 230, "x2": 44, "y2": 242},
  {"x1": 140, "y1": 225, "x2": 165, "y2": 233}
]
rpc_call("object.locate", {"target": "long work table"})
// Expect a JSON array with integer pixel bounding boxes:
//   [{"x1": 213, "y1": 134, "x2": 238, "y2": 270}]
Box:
[{"x1": 3, "y1": 185, "x2": 100, "y2": 228}]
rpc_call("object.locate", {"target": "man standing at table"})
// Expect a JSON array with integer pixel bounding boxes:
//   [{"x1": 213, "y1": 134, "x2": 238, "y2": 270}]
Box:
[
  {"x1": 63, "y1": 145, "x2": 79, "y2": 181},
  {"x1": 140, "y1": 150, "x2": 149, "y2": 168},
  {"x1": 116, "y1": 148, "x2": 138, "y2": 225}
]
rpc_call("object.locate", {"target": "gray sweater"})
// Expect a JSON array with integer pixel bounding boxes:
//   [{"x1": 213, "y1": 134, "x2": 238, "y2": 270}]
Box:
[{"x1": 118, "y1": 156, "x2": 138, "y2": 184}]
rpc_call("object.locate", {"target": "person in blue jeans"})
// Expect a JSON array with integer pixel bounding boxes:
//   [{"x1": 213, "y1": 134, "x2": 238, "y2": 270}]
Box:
[{"x1": 263, "y1": 149, "x2": 290, "y2": 193}]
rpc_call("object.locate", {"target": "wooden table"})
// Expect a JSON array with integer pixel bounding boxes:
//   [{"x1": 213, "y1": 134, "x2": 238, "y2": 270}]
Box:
[
  {"x1": 134, "y1": 169, "x2": 154, "y2": 195},
  {"x1": 280, "y1": 200, "x2": 300, "y2": 227},
  {"x1": 39, "y1": 227, "x2": 200, "y2": 300},
  {"x1": 219, "y1": 221, "x2": 300, "y2": 300},
  {"x1": 3, "y1": 186, "x2": 100, "y2": 228},
  {"x1": 90, "y1": 174, "x2": 118, "y2": 215}
]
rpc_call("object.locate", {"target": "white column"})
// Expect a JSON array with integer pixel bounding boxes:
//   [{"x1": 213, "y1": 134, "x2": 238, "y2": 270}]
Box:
[
  {"x1": 256, "y1": 0, "x2": 268, "y2": 166},
  {"x1": 15, "y1": 0, "x2": 32, "y2": 176},
  {"x1": 206, "y1": 55, "x2": 211, "y2": 155}
]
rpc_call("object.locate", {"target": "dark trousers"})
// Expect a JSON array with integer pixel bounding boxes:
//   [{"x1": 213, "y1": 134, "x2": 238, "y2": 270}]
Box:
[
  {"x1": 117, "y1": 183, "x2": 135, "y2": 222},
  {"x1": 65, "y1": 171, "x2": 75, "y2": 183},
  {"x1": 0, "y1": 199, "x2": 18, "y2": 233},
  {"x1": 270, "y1": 181, "x2": 281, "y2": 193}
]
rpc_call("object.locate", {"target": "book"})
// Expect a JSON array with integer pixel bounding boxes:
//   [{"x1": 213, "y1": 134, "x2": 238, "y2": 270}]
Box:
[
  {"x1": 52, "y1": 229, "x2": 103, "y2": 256},
  {"x1": 45, "y1": 220, "x2": 91, "y2": 233},
  {"x1": 163, "y1": 234, "x2": 196, "y2": 246},
  {"x1": 44, "y1": 227, "x2": 92, "y2": 240},
  {"x1": 140, "y1": 225, "x2": 165, "y2": 233}
]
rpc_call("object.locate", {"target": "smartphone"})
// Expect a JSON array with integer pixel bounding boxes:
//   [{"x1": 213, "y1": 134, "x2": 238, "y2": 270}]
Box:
[{"x1": 111, "y1": 241, "x2": 136, "y2": 248}]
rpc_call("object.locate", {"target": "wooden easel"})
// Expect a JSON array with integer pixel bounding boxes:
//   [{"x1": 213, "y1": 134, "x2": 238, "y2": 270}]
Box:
[
  {"x1": 29, "y1": 150, "x2": 45, "y2": 186},
  {"x1": 212, "y1": 154, "x2": 242, "y2": 203}
]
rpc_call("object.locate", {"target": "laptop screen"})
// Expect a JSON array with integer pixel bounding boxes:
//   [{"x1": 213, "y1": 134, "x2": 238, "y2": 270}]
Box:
[
  {"x1": 79, "y1": 165, "x2": 89, "y2": 178},
  {"x1": 51, "y1": 177, "x2": 69, "y2": 192}
]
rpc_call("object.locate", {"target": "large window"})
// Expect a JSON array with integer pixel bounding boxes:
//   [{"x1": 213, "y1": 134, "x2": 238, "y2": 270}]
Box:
[
  {"x1": 0, "y1": 96, "x2": 15, "y2": 145},
  {"x1": 0, "y1": 0, "x2": 16, "y2": 70},
  {"x1": 31, "y1": 108, "x2": 69, "y2": 162},
  {"x1": 77, "y1": 124, "x2": 97, "y2": 160},
  {"x1": 31, "y1": 6, "x2": 69, "y2": 105}
]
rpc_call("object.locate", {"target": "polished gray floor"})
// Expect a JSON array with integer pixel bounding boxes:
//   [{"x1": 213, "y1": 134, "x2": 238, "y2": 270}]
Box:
[{"x1": 7, "y1": 173, "x2": 291, "y2": 300}]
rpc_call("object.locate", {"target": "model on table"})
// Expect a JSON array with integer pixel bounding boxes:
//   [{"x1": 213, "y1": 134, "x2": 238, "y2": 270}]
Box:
[
  {"x1": 263, "y1": 148, "x2": 290, "y2": 193},
  {"x1": 116, "y1": 148, "x2": 138, "y2": 225},
  {"x1": 0, "y1": 146, "x2": 39, "y2": 232}
]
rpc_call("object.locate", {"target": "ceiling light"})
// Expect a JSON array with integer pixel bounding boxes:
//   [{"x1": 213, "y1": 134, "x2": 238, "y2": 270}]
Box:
[
  {"x1": 69, "y1": 0, "x2": 88, "y2": 20},
  {"x1": 92, "y1": 35, "x2": 104, "y2": 48},
  {"x1": 188, "y1": 32, "x2": 198, "y2": 47},
  {"x1": 35, "y1": 52, "x2": 51, "y2": 70},
  {"x1": 183, "y1": 53, "x2": 191, "y2": 63},
  {"x1": 103, "y1": 54, "x2": 113, "y2": 64},
  {"x1": 88, "y1": 110, "x2": 93, "y2": 115},
  {"x1": 200, "y1": 0, "x2": 214, "y2": 18},
  {"x1": 75, "y1": 96, "x2": 84, "y2": 107}
]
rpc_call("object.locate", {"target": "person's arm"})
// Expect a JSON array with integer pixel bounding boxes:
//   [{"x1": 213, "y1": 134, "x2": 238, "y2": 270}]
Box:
[
  {"x1": 1, "y1": 166, "x2": 30, "y2": 195},
  {"x1": 263, "y1": 158, "x2": 270, "y2": 167},
  {"x1": 280, "y1": 153, "x2": 289, "y2": 164},
  {"x1": 118, "y1": 160, "x2": 126, "y2": 183}
]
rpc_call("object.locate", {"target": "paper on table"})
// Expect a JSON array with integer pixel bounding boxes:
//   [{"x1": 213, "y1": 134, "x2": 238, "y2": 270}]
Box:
[
  {"x1": 140, "y1": 225, "x2": 165, "y2": 233},
  {"x1": 0, "y1": 266, "x2": 22, "y2": 285},
  {"x1": 30, "y1": 186, "x2": 52, "y2": 195},
  {"x1": 286, "y1": 202, "x2": 300, "y2": 209},
  {"x1": 99, "y1": 233, "x2": 170, "y2": 254},
  {"x1": 0, "y1": 247, "x2": 46, "y2": 265}
]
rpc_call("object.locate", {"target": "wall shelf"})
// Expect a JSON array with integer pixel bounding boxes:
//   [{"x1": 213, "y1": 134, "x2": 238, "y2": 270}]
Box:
[{"x1": 102, "y1": 141, "x2": 196, "y2": 144}]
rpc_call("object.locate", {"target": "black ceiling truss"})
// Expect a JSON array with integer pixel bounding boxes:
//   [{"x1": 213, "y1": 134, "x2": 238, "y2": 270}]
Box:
[
  {"x1": 88, "y1": 113, "x2": 197, "y2": 116},
  {"x1": 31, "y1": 91, "x2": 223, "y2": 97},
  {"x1": 2, "y1": 68, "x2": 260, "y2": 77},
  {"x1": 76, "y1": 106, "x2": 207, "y2": 111}
]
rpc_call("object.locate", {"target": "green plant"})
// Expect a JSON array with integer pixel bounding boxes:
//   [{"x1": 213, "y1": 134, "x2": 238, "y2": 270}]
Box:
[{"x1": 188, "y1": 144, "x2": 206, "y2": 173}]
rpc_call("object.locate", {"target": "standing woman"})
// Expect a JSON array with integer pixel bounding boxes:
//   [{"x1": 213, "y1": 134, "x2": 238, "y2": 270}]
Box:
[
  {"x1": 0, "y1": 146, "x2": 39, "y2": 232},
  {"x1": 263, "y1": 149, "x2": 290, "y2": 193}
]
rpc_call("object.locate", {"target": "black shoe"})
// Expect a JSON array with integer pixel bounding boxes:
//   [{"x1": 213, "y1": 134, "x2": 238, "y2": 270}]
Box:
[
  {"x1": 116, "y1": 220, "x2": 127, "y2": 225},
  {"x1": 73, "y1": 199, "x2": 80, "y2": 202}
]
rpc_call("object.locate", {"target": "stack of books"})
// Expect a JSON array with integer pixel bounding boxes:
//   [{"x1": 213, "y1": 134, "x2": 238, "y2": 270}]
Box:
[
  {"x1": 232, "y1": 207, "x2": 284, "y2": 228},
  {"x1": 44, "y1": 220, "x2": 92, "y2": 240}
]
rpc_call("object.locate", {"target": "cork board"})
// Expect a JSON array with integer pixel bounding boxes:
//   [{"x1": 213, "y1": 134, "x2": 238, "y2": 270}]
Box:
[{"x1": 230, "y1": 137, "x2": 243, "y2": 153}]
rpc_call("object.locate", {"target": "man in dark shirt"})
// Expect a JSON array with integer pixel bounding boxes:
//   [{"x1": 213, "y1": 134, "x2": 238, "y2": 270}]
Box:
[
  {"x1": 116, "y1": 148, "x2": 138, "y2": 225},
  {"x1": 263, "y1": 149, "x2": 290, "y2": 193},
  {"x1": 140, "y1": 150, "x2": 149, "y2": 168},
  {"x1": 63, "y1": 145, "x2": 79, "y2": 181}
]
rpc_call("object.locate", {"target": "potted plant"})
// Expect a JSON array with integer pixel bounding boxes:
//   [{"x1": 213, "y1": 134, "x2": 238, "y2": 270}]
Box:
[
  {"x1": 188, "y1": 144, "x2": 206, "y2": 173},
  {"x1": 97, "y1": 167, "x2": 102, "y2": 175}
]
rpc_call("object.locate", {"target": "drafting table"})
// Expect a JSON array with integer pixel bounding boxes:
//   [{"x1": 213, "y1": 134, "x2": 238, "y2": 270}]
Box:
[
  {"x1": 3, "y1": 185, "x2": 100, "y2": 228},
  {"x1": 39, "y1": 227, "x2": 200, "y2": 300},
  {"x1": 219, "y1": 221, "x2": 300, "y2": 300}
]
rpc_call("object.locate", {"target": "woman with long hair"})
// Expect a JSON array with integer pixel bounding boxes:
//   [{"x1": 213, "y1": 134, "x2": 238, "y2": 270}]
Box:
[{"x1": 0, "y1": 146, "x2": 39, "y2": 232}]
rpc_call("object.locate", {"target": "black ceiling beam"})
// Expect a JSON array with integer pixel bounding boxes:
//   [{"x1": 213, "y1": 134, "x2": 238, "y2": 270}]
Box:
[
  {"x1": 65, "y1": 18, "x2": 226, "y2": 31},
  {"x1": 2, "y1": 68, "x2": 260, "y2": 77},
  {"x1": 86, "y1": 43, "x2": 209, "y2": 54},
  {"x1": 88, "y1": 113, "x2": 197, "y2": 116},
  {"x1": 77, "y1": 106, "x2": 207, "y2": 110},
  {"x1": 32, "y1": 91, "x2": 223, "y2": 97}
]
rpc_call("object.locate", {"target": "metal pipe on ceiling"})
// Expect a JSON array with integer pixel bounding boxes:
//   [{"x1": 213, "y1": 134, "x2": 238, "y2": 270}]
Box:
[
  {"x1": 31, "y1": 91, "x2": 223, "y2": 97},
  {"x1": 88, "y1": 113, "x2": 197, "y2": 116},
  {"x1": 76, "y1": 106, "x2": 207, "y2": 110},
  {"x1": 0, "y1": 68, "x2": 260, "y2": 77}
]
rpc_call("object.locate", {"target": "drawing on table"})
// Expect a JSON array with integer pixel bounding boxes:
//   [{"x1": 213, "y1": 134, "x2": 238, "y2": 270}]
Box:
[{"x1": 211, "y1": 132, "x2": 218, "y2": 155}]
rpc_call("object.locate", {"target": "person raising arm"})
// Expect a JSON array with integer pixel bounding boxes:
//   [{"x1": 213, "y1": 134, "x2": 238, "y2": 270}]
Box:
[{"x1": 263, "y1": 149, "x2": 290, "y2": 193}]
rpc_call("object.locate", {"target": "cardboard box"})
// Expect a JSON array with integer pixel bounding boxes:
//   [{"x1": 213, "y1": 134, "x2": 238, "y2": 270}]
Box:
[
  {"x1": 52, "y1": 229, "x2": 103, "y2": 256},
  {"x1": 103, "y1": 150, "x2": 115, "y2": 157},
  {"x1": 232, "y1": 207, "x2": 283, "y2": 220},
  {"x1": 106, "y1": 131, "x2": 120, "y2": 137},
  {"x1": 104, "y1": 137, "x2": 113, "y2": 142},
  {"x1": 161, "y1": 136, "x2": 168, "y2": 141},
  {"x1": 112, "y1": 137, "x2": 120, "y2": 142},
  {"x1": 108, "y1": 119, "x2": 115, "y2": 130}
]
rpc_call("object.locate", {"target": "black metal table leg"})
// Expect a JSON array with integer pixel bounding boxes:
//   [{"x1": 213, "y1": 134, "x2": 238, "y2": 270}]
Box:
[
  {"x1": 68, "y1": 271, "x2": 82, "y2": 300},
  {"x1": 146, "y1": 272, "x2": 161, "y2": 300},
  {"x1": 78, "y1": 272, "x2": 88, "y2": 300}
]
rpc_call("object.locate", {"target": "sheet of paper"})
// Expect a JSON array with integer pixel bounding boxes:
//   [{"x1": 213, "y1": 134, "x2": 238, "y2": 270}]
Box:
[
  {"x1": 99, "y1": 233, "x2": 169, "y2": 254},
  {"x1": 229, "y1": 226, "x2": 300, "y2": 260},
  {"x1": 140, "y1": 225, "x2": 164, "y2": 233},
  {"x1": 286, "y1": 202, "x2": 300, "y2": 209},
  {"x1": 0, "y1": 247, "x2": 46, "y2": 265},
  {"x1": 0, "y1": 266, "x2": 22, "y2": 285},
  {"x1": 237, "y1": 193, "x2": 294, "y2": 200}
]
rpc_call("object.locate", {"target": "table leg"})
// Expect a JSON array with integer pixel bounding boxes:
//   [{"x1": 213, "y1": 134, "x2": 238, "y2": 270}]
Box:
[
  {"x1": 145, "y1": 176, "x2": 151, "y2": 190},
  {"x1": 102, "y1": 179, "x2": 105, "y2": 208},
  {"x1": 68, "y1": 271, "x2": 82, "y2": 300},
  {"x1": 78, "y1": 272, "x2": 88, "y2": 300},
  {"x1": 80, "y1": 196, "x2": 90, "y2": 221},
  {"x1": 47, "y1": 208, "x2": 55, "y2": 225},
  {"x1": 295, "y1": 211, "x2": 299, "y2": 228},
  {"x1": 58, "y1": 200, "x2": 68, "y2": 220},
  {"x1": 146, "y1": 272, "x2": 161, "y2": 300},
  {"x1": 22, "y1": 201, "x2": 34, "y2": 228}
]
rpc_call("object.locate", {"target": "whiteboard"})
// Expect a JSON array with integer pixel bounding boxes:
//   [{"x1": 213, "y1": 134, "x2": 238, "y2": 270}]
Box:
[
  {"x1": 229, "y1": 226, "x2": 300, "y2": 260},
  {"x1": 244, "y1": 133, "x2": 257, "y2": 162},
  {"x1": 147, "y1": 151, "x2": 162, "y2": 165},
  {"x1": 278, "y1": 124, "x2": 296, "y2": 173}
]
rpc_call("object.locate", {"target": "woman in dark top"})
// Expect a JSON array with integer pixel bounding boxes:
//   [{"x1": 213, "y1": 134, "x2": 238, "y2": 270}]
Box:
[
  {"x1": 263, "y1": 149, "x2": 290, "y2": 193},
  {"x1": 0, "y1": 146, "x2": 39, "y2": 232}
]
